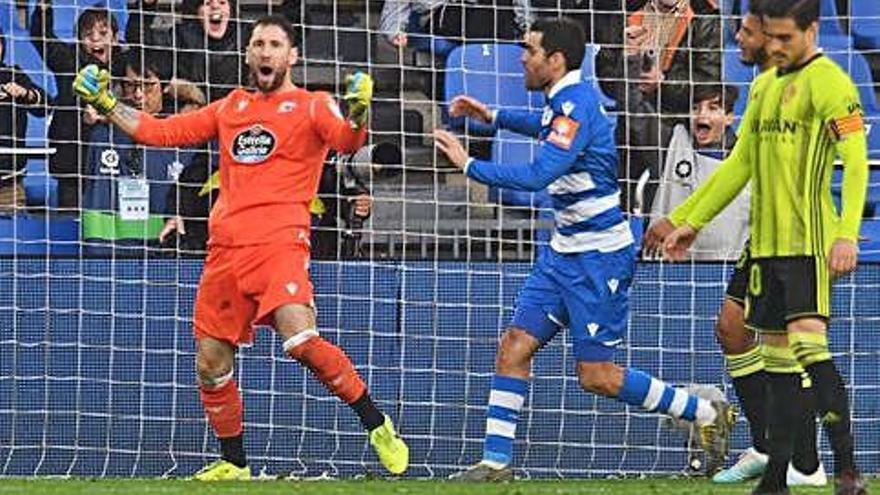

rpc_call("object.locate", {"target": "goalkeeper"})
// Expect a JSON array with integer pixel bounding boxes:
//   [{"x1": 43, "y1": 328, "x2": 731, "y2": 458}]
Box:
[
  {"x1": 74, "y1": 14, "x2": 408, "y2": 480},
  {"x1": 434, "y1": 17, "x2": 734, "y2": 481},
  {"x1": 662, "y1": 1, "x2": 868, "y2": 493}
]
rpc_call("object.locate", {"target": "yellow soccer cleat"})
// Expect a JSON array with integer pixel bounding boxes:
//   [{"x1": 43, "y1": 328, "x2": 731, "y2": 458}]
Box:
[
  {"x1": 190, "y1": 459, "x2": 251, "y2": 481},
  {"x1": 369, "y1": 415, "x2": 409, "y2": 475}
]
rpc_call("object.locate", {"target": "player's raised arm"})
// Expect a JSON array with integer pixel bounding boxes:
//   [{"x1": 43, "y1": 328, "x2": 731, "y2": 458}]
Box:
[
  {"x1": 73, "y1": 64, "x2": 221, "y2": 147},
  {"x1": 310, "y1": 73, "x2": 371, "y2": 153},
  {"x1": 435, "y1": 101, "x2": 597, "y2": 191},
  {"x1": 448, "y1": 95, "x2": 544, "y2": 138}
]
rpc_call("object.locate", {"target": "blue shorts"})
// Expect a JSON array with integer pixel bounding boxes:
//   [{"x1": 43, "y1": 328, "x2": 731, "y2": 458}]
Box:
[{"x1": 510, "y1": 246, "x2": 635, "y2": 362}]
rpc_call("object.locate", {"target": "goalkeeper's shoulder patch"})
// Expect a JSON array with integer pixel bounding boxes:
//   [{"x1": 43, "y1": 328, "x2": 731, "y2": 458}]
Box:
[
  {"x1": 827, "y1": 113, "x2": 865, "y2": 141},
  {"x1": 546, "y1": 115, "x2": 580, "y2": 150}
]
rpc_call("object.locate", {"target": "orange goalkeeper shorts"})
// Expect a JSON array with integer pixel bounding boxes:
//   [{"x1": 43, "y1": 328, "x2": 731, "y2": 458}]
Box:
[{"x1": 193, "y1": 240, "x2": 313, "y2": 346}]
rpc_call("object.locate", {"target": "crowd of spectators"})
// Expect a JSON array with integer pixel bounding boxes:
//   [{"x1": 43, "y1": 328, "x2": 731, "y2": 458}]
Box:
[{"x1": 1, "y1": 0, "x2": 874, "y2": 260}]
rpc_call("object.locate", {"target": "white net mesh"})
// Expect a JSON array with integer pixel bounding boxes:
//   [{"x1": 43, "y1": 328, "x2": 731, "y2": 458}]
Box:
[{"x1": 0, "y1": 0, "x2": 878, "y2": 479}]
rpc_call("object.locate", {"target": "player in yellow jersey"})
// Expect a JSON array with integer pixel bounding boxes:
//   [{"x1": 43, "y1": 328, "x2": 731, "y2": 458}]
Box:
[
  {"x1": 662, "y1": 0, "x2": 868, "y2": 494},
  {"x1": 644, "y1": 0, "x2": 826, "y2": 486}
]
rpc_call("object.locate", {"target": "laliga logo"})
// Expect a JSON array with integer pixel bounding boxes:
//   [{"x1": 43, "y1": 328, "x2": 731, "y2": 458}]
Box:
[{"x1": 231, "y1": 125, "x2": 276, "y2": 164}]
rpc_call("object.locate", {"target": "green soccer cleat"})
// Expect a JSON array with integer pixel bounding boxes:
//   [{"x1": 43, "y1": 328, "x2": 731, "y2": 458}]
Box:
[
  {"x1": 449, "y1": 462, "x2": 514, "y2": 482},
  {"x1": 713, "y1": 447, "x2": 768, "y2": 483},
  {"x1": 190, "y1": 459, "x2": 251, "y2": 481},
  {"x1": 369, "y1": 415, "x2": 409, "y2": 475},
  {"x1": 699, "y1": 400, "x2": 736, "y2": 475}
]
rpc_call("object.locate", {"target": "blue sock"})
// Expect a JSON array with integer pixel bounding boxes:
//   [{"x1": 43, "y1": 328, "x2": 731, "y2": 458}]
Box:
[
  {"x1": 482, "y1": 374, "x2": 528, "y2": 468},
  {"x1": 618, "y1": 368, "x2": 700, "y2": 421}
]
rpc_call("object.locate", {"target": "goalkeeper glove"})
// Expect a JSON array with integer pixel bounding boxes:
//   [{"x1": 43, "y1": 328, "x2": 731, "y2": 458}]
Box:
[
  {"x1": 73, "y1": 64, "x2": 117, "y2": 114},
  {"x1": 343, "y1": 71, "x2": 373, "y2": 130}
]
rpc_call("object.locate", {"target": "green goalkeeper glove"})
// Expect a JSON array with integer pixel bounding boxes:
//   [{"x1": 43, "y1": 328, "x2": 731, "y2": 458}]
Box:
[
  {"x1": 343, "y1": 71, "x2": 373, "y2": 130},
  {"x1": 73, "y1": 64, "x2": 117, "y2": 114}
]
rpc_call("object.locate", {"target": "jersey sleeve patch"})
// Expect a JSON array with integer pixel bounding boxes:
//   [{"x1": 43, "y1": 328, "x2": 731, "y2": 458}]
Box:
[
  {"x1": 546, "y1": 116, "x2": 580, "y2": 150},
  {"x1": 827, "y1": 113, "x2": 865, "y2": 141}
]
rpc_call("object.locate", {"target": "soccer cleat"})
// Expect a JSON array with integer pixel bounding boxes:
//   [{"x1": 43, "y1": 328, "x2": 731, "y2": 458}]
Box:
[
  {"x1": 190, "y1": 459, "x2": 251, "y2": 481},
  {"x1": 699, "y1": 400, "x2": 736, "y2": 475},
  {"x1": 369, "y1": 415, "x2": 409, "y2": 475},
  {"x1": 712, "y1": 447, "x2": 768, "y2": 483},
  {"x1": 750, "y1": 488, "x2": 792, "y2": 495},
  {"x1": 788, "y1": 461, "x2": 827, "y2": 487},
  {"x1": 834, "y1": 468, "x2": 868, "y2": 495},
  {"x1": 449, "y1": 462, "x2": 514, "y2": 482}
]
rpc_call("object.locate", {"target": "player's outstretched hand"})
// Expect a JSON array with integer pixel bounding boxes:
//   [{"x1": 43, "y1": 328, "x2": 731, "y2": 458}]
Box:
[
  {"x1": 433, "y1": 129, "x2": 469, "y2": 169},
  {"x1": 449, "y1": 95, "x2": 493, "y2": 123},
  {"x1": 73, "y1": 65, "x2": 117, "y2": 114},
  {"x1": 829, "y1": 238, "x2": 858, "y2": 278},
  {"x1": 643, "y1": 217, "x2": 675, "y2": 258},
  {"x1": 159, "y1": 217, "x2": 186, "y2": 244},
  {"x1": 344, "y1": 71, "x2": 373, "y2": 130},
  {"x1": 662, "y1": 224, "x2": 698, "y2": 262}
]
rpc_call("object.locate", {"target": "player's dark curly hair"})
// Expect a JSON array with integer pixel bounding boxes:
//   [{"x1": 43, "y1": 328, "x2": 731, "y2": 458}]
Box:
[
  {"x1": 251, "y1": 14, "x2": 299, "y2": 48},
  {"x1": 529, "y1": 17, "x2": 585, "y2": 72},
  {"x1": 763, "y1": 0, "x2": 819, "y2": 31}
]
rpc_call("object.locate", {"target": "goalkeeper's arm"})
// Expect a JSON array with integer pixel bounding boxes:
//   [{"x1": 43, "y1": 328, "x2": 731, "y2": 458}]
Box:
[{"x1": 74, "y1": 64, "x2": 220, "y2": 147}]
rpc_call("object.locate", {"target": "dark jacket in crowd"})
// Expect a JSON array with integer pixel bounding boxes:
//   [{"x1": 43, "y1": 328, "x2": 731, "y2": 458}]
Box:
[
  {"x1": 0, "y1": 62, "x2": 46, "y2": 186},
  {"x1": 175, "y1": 18, "x2": 249, "y2": 102}
]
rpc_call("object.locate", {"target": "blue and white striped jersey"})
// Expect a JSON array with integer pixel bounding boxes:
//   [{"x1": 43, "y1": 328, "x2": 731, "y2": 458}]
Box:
[{"x1": 465, "y1": 69, "x2": 632, "y2": 254}]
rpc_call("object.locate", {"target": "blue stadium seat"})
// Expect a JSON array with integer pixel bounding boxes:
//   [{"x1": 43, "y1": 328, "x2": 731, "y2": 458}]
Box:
[
  {"x1": 0, "y1": 1, "x2": 57, "y2": 99},
  {"x1": 0, "y1": 215, "x2": 78, "y2": 255},
  {"x1": 27, "y1": 0, "x2": 128, "y2": 43},
  {"x1": 831, "y1": 168, "x2": 880, "y2": 213},
  {"x1": 825, "y1": 51, "x2": 878, "y2": 113},
  {"x1": 852, "y1": 0, "x2": 880, "y2": 50},
  {"x1": 445, "y1": 43, "x2": 614, "y2": 133},
  {"x1": 22, "y1": 159, "x2": 58, "y2": 209},
  {"x1": 859, "y1": 218, "x2": 880, "y2": 262},
  {"x1": 445, "y1": 43, "x2": 544, "y2": 134},
  {"x1": 721, "y1": 48, "x2": 759, "y2": 127}
]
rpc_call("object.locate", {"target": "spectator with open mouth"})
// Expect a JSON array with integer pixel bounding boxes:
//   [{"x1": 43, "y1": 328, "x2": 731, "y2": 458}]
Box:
[{"x1": 176, "y1": 0, "x2": 250, "y2": 103}]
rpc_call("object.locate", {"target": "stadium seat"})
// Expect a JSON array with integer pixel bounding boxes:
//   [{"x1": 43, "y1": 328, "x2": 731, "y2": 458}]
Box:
[
  {"x1": 27, "y1": 0, "x2": 128, "y2": 43},
  {"x1": 825, "y1": 51, "x2": 879, "y2": 114},
  {"x1": 721, "y1": 48, "x2": 758, "y2": 126},
  {"x1": 445, "y1": 43, "x2": 544, "y2": 134},
  {"x1": 0, "y1": 214, "x2": 78, "y2": 255},
  {"x1": 0, "y1": 2, "x2": 58, "y2": 99},
  {"x1": 831, "y1": 167, "x2": 880, "y2": 214},
  {"x1": 859, "y1": 218, "x2": 880, "y2": 262},
  {"x1": 445, "y1": 43, "x2": 614, "y2": 134},
  {"x1": 852, "y1": 0, "x2": 880, "y2": 50}
]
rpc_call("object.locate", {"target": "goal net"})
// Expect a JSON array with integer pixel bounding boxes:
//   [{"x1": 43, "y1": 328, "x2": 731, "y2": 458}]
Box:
[{"x1": 0, "y1": 0, "x2": 878, "y2": 479}]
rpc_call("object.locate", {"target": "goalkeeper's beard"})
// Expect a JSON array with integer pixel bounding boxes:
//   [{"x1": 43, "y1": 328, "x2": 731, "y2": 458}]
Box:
[{"x1": 249, "y1": 68, "x2": 288, "y2": 94}]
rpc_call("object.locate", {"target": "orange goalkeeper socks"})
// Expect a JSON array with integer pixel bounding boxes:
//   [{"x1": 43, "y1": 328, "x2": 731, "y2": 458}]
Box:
[
  {"x1": 285, "y1": 332, "x2": 367, "y2": 405},
  {"x1": 199, "y1": 378, "x2": 244, "y2": 439}
]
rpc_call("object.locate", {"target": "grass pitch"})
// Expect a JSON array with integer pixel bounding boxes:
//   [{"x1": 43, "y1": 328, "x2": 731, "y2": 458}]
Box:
[{"x1": 0, "y1": 478, "x2": 843, "y2": 495}]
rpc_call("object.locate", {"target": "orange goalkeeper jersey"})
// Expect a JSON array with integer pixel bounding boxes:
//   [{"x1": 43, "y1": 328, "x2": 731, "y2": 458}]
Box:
[{"x1": 133, "y1": 87, "x2": 366, "y2": 247}]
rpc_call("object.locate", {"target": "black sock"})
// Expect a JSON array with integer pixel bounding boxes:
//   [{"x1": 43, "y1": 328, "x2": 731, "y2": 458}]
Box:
[
  {"x1": 220, "y1": 434, "x2": 247, "y2": 468},
  {"x1": 351, "y1": 392, "x2": 385, "y2": 431},
  {"x1": 791, "y1": 377, "x2": 820, "y2": 475},
  {"x1": 732, "y1": 370, "x2": 770, "y2": 454},
  {"x1": 756, "y1": 372, "x2": 800, "y2": 492},
  {"x1": 805, "y1": 360, "x2": 855, "y2": 475}
]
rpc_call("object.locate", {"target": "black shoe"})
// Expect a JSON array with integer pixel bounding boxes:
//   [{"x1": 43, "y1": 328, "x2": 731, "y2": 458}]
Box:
[{"x1": 835, "y1": 468, "x2": 868, "y2": 495}]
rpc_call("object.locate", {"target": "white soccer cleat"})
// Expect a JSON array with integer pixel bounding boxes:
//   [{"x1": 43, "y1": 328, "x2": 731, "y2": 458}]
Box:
[
  {"x1": 712, "y1": 447, "x2": 768, "y2": 483},
  {"x1": 787, "y1": 461, "x2": 827, "y2": 486}
]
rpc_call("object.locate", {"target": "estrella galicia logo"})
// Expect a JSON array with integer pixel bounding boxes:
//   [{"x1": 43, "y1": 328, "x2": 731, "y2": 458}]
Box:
[{"x1": 231, "y1": 125, "x2": 276, "y2": 164}]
